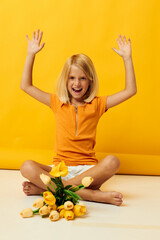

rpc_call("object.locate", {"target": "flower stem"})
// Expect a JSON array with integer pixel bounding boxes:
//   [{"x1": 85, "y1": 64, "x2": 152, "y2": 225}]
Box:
[
  {"x1": 70, "y1": 184, "x2": 85, "y2": 192},
  {"x1": 47, "y1": 186, "x2": 55, "y2": 195},
  {"x1": 33, "y1": 209, "x2": 39, "y2": 214},
  {"x1": 49, "y1": 182, "x2": 56, "y2": 191}
]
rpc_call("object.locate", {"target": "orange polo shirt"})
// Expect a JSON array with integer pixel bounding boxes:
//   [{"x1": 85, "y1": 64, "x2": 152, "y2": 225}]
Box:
[{"x1": 50, "y1": 93, "x2": 108, "y2": 166}]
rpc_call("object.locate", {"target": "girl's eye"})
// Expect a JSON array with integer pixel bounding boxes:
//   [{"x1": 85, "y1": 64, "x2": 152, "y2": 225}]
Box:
[{"x1": 69, "y1": 76, "x2": 86, "y2": 79}]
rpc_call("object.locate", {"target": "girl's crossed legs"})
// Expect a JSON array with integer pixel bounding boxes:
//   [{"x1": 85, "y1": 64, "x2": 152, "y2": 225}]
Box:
[{"x1": 20, "y1": 155, "x2": 123, "y2": 206}]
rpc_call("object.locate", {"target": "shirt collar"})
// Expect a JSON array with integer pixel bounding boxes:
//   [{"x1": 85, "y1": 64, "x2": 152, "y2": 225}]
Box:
[
  {"x1": 60, "y1": 101, "x2": 88, "y2": 108},
  {"x1": 60, "y1": 102, "x2": 65, "y2": 107}
]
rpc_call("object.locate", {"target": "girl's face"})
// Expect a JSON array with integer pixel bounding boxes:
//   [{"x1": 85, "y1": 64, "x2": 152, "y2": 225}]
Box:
[{"x1": 67, "y1": 65, "x2": 90, "y2": 104}]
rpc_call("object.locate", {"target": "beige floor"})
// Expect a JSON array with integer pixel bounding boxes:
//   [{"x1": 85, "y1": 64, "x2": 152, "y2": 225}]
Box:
[{"x1": 0, "y1": 170, "x2": 160, "y2": 240}]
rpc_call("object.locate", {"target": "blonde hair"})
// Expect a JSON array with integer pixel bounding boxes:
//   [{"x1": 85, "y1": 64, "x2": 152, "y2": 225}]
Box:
[{"x1": 55, "y1": 53, "x2": 99, "y2": 103}]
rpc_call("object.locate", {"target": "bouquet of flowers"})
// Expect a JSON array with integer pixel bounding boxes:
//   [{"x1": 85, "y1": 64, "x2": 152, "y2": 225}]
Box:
[{"x1": 20, "y1": 161, "x2": 93, "y2": 221}]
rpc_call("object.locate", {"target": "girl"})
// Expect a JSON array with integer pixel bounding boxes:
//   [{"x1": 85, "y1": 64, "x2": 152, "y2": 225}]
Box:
[{"x1": 20, "y1": 29, "x2": 137, "y2": 206}]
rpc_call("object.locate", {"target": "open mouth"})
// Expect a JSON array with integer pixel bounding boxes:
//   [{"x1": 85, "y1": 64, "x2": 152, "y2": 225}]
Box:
[{"x1": 72, "y1": 88, "x2": 82, "y2": 93}]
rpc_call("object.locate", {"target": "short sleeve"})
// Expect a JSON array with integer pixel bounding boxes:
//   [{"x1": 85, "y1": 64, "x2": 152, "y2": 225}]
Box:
[
  {"x1": 97, "y1": 96, "x2": 108, "y2": 117},
  {"x1": 50, "y1": 93, "x2": 58, "y2": 113}
]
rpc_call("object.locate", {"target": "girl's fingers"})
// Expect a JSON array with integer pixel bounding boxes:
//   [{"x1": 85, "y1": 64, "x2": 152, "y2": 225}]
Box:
[
  {"x1": 117, "y1": 38, "x2": 121, "y2": 48},
  {"x1": 38, "y1": 31, "x2": 43, "y2": 44},
  {"x1": 39, "y1": 42, "x2": 45, "y2": 50},
  {"x1": 35, "y1": 29, "x2": 40, "y2": 40},
  {"x1": 123, "y1": 35, "x2": 128, "y2": 44},
  {"x1": 118, "y1": 34, "x2": 123, "y2": 45},
  {"x1": 32, "y1": 31, "x2": 35, "y2": 40},
  {"x1": 117, "y1": 35, "x2": 131, "y2": 46},
  {"x1": 26, "y1": 35, "x2": 29, "y2": 41},
  {"x1": 128, "y1": 38, "x2": 131, "y2": 44},
  {"x1": 112, "y1": 47, "x2": 120, "y2": 55},
  {"x1": 33, "y1": 31, "x2": 35, "y2": 39}
]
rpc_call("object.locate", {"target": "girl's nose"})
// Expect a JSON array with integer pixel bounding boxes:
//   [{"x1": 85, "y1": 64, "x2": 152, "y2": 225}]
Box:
[{"x1": 74, "y1": 79, "x2": 81, "y2": 86}]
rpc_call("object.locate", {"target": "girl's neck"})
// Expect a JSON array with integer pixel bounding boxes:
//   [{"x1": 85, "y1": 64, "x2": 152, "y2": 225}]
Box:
[{"x1": 70, "y1": 99, "x2": 85, "y2": 107}]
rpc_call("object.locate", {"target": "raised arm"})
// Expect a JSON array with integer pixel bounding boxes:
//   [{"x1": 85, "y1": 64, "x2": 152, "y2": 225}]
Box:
[
  {"x1": 106, "y1": 35, "x2": 137, "y2": 110},
  {"x1": 20, "y1": 29, "x2": 51, "y2": 107}
]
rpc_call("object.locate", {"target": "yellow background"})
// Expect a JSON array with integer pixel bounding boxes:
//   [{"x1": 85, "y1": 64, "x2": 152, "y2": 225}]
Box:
[{"x1": 0, "y1": 0, "x2": 160, "y2": 174}]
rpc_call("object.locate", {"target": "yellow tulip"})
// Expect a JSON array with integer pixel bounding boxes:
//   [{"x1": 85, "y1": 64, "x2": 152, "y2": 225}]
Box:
[
  {"x1": 64, "y1": 210, "x2": 74, "y2": 221},
  {"x1": 40, "y1": 173, "x2": 51, "y2": 185},
  {"x1": 48, "y1": 204, "x2": 57, "y2": 212},
  {"x1": 49, "y1": 210, "x2": 60, "y2": 221},
  {"x1": 59, "y1": 209, "x2": 65, "y2": 218},
  {"x1": 43, "y1": 191, "x2": 56, "y2": 206},
  {"x1": 20, "y1": 208, "x2": 33, "y2": 218},
  {"x1": 73, "y1": 204, "x2": 86, "y2": 217},
  {"x1": 49, "y1": 161, "x2": 68, "y2": 177},
  {"x1": 57, "y1": 205, "x2": 64, "y2": 212},
  {"x1": 82, "y1": 177, "x2": 94, "y2": 187},
  {"x1": 33, "y1": 198, "x2": 44, "y2": 208},
  {"x1": 64, "y1": 201, "x2": 74, "y2": 210},
  {"x1": 57, "y1": 205, "x2": 65, "y2": 218},
  {"x1": 39, "y1": 205, "x2": 49, "y2": 216}
]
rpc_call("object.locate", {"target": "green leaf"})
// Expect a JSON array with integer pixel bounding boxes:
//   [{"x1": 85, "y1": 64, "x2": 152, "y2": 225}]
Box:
[
  {"x1": 64, "y1": 189, "x2": 82, "y2": 200},
  {"x1": 64, "y1": 185, "x2": 73, "y2": 190},
  {"x1": 47, "y1": 186, "x2": 55, "y2": 195},
  {"x1": 55, "y1": 189, "x2": 63, "y2": 198},
  {"x1": 65, "y1": 196, "x2": 72, "y2": 201},
  {"x1": 72, "y1": 198, "x2": 78, "y2": 205},
  {"x1": 49, "y1": 183, "x2": 56, "y2": 191},
  {"x1": 51, "y1": 178, "x2": 59, "y2": 185},
  {"x1": 77, "y1": 185, "x2": 85, "y2": 191},
  {"x1": 58, "y1": 177, "x2": 64, "y2": 187},
  {"x1": 78, "y1": 184, "x2": 84, "y2": 188},
  {"x1": 51, "y1": 178, "x2": 63, "y2": 188}
]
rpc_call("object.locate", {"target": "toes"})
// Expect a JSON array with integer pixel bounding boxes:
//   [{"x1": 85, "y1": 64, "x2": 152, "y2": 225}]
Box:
[
  {"x1": 22, "y1": 182, "x2": 43, "y2": 196},
  {"x1": 112, "y1": 192, "x2": 123, "y2": 206},
  {"x1": 22, "y1": 181, "x2": 27, "y2": 187},
  {"x1": 116, "y1": 201, "x2": 122, "y2": 206},
  {"x1": 23, "y1": 188, "x2": 30, "y2": 195},
  {"x1": 23, "y1": 185, "x2": 32, "y2": 195},
  {"x1": 23, "y1": 184, "x2": 31, "y2": 190},
  {"x1": 113, "y1": 198, "x2": 123, "y2": 206},
  {"x1": 24, "y1": 191, "x2": 30, "y2": 196},
  {"x1": 23, "y1": 185, "x2": 29, "y2": 190},
  {"x1": 112, "y1": 192, "x2": 123, "y2": 200},
  {"x1": 22, "y1": 181, "x2": 31, "y2": 195},
  {"x1": 22, "y1": 181, "x2": 30, "y2": 187},
  {"x1": 117, "y1": 193, "x2": 123, "y2": 199},
  {"x1": 119, "y1": 193, "x2": 123, "y2": 199}
]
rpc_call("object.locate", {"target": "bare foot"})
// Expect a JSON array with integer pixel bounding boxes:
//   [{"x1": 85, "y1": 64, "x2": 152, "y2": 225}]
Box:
[
  {"x1": 22, "y1": 182, "x2": 122, "y2": 206},
  {"x1": 22, "y1": 181, "x2": 44, "y2": 196},
  {"x1": 78, "y1": 189, "x2": 123, "y2": 206},
  {"x1": 96, "y1": 190, "x2": 123, "y2": 206}
]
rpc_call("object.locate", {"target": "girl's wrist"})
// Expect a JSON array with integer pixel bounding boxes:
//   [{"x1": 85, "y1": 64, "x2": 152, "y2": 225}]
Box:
[
  {"x1": 122, "y1": 55, "x2": 132, "y2": 62},
  {"x1": 26, "y1": 52, "x2": 36, "y2": 58}
]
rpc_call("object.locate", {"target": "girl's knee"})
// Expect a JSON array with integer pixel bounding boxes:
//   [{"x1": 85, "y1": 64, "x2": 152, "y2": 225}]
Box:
[
  {"x1": 102, "y1": 155, "x2": 120, "y2": 171},
  {"x1": 20, "y1": 160, "x2": 37, "y2": 178}
]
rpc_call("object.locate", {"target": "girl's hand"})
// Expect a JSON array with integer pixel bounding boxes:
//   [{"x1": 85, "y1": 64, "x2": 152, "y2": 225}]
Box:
[
  {"x1": 26, "y1": 29, "x2": 45, "y2": 56},
  {"x1": 112, "y1": 35, "x2": 131, "y2": 60}
]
